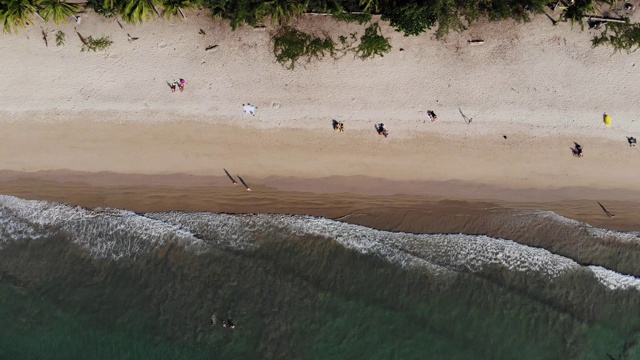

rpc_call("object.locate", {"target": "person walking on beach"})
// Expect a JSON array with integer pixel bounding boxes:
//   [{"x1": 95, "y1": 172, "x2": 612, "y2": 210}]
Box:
[
  {"x1": 571, "y1": 142, "x2": 583, "y2": 157},
  {"x1": 179, "y1": 78, "x2": 186, "y2": 91},
  {"x1": 627, "y1": 136, "x2": 637, "y2": 147}
]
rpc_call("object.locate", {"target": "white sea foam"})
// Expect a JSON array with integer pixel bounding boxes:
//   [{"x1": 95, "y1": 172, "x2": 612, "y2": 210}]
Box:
[
  {"x1": 147, "y1": 212, "x2": 579, "y2": 279},
  {"x1": 274, "y1": 215, "x2": 580, "y2": 279},
  {"x1": 536, "y1": 209, "x2": 640, "y2": 244},
  {"x1": 0, "y1": 195, "x2": 206, "y2": 260},
  {"x1": 2, "y1": 195, "x2": 639, "y2": 293},
  {"x1": 589, "y1": 266, "x2": 640, "y2": 291},
  {"x1": 535, "y1": 210, "x2": 586, "y2": 227}
]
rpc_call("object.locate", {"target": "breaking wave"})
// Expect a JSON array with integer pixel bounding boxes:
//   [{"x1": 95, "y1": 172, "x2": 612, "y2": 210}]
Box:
[{"x1": 1, "y1": 194, "x2": 639, "y2": 293}]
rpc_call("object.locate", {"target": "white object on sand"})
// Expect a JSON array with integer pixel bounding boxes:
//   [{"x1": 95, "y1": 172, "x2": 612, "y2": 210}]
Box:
[{"x1": 243, "y1": 104, "x2": 256, "y2": 115}]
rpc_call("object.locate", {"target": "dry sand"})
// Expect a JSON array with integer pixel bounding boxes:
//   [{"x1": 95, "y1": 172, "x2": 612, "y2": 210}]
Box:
[{"x1": 1, "y1": 10, "x2": 640, "y2": 227}]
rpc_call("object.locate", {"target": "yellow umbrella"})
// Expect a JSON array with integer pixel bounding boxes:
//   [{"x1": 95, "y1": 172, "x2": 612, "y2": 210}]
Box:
[{"x1": 604, "y1": 114, "x2": 612, "y2": 126}]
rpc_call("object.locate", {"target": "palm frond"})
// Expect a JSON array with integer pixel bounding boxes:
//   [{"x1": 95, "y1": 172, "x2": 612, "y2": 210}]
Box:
[
  {"x1": 560, "y1": 0, "x2": 599, "y2": 30},
  {"x1": 359, "y1": 0, "x2": 378, "y2": 13},
  {"x1": 0, "y1": 0, "x2": 38, "y2": 33},
  {"x1": 259, "y1": 0, "x2": 307, "y2": 25},
  {"x1": 39, "y1": 0, "x2": 80, "y2": 25},
  {"x1": 161, "y1": 0, "x2": 191, "y2": 19},
  {"x1": 122, "y1": 0, "x2": 160, "y2": 24}
]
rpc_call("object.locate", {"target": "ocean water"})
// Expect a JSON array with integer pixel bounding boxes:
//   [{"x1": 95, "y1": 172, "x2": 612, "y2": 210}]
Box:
[{"x1": 1, "y1": 194, "x2": 640, "y2": 359}]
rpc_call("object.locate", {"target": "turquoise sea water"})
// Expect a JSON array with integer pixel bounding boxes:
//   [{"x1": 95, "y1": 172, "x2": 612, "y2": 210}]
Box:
[{"x1": 1, "y1": 195, "x2": 639, "y2": 359}]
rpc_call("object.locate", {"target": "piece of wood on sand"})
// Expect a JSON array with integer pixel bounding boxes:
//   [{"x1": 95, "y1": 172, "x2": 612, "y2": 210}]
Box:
[
  {"x1": 468, "y1": 39, "x2": 484, "y2": 45},
  {"x1": 75, "y1": 28, "x2": 88, "y2": 46},
  {"x1": 586, "y1": 16, "x2": 628, "y2": 24},
  {"x1": 41, "y1": 27, "x2": 48, "y2": 47}
]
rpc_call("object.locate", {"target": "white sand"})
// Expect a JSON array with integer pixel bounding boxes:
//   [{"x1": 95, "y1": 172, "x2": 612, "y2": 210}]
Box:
[{"x1": 1, "y1": 11, "x2": 639, "y2": 196}]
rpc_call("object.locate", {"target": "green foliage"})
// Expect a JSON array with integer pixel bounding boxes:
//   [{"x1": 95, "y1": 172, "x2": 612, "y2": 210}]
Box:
[
  {"x1": 55, "y1": 29, "x2": 65, "y2": 46},
  {"x1": 122, "y1": 0, "x2": 160, "y2": 24},
  {"x1": 258, "y1": 0, "x2": 307, "y2": 25},
  {"x1": 560, "y1": 0, "x2": 598, "y2": 30},
  {"x1": 205, "y1": 0, "x2": 306, "y2": 28},
  {"x1": 205, "y1": 0, "x2": 264, "y2": 29},
  {"x1": 307, "y1": 0, "x2": 362, "y2": 13},
  {"x1": 331, "y1": 11, "x2": 370, "y2": 24},
  {"x1": 81, "y1": 35, "x2": 113, "y2": 51},
  {"x1": 592, "y1": 21, "x2": 640, "y2": 53},
  {"x1": 0, "y1": 0, "x2": 38, "y2": 33},
  {"x1": 85, "y1": 0, "x2": 118, "y2": 18},
  {"x1": 161, "y1": 0, "x2": 192, "y2": 19},
  {"x1": 478, "y1": 0, "x2": 530, "y2": 21},
  {"x1": 272, "y1": 26, "x2": 336, "y2": 69},
  {"x1": 433, "y1": 0, "x2": 467, "y2": 39},
  {"x1": 381, "y1": 2, "x2": 436, "y2": 36},
  {"x1": 358, "y1": 0, "x2": 376, "y2": 12},
  {"x1": 39, "y1": 0, "x2": 80, "y2": 24},
  {"x1": 355, "y1": 22, "x2": 390, "y2": 59},
  {"x1": 272, "y1": 22, "x2": 390, "y2": 68}
]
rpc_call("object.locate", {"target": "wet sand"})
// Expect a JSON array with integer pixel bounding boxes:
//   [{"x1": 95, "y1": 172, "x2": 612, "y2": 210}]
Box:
[{"x1": 1, "y1": 170, "x2": 638, "y2": 232}]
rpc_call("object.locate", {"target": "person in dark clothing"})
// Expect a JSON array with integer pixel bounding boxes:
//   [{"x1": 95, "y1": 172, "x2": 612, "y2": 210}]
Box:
[{"x1": 627, "y1": 136, "x2": 637, "y2": 147}]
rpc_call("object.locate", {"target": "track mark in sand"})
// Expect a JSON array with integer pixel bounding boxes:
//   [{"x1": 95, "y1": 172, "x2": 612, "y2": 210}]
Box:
[
  {"x1": 157, "y1": 42, "x2": 167, "y2": 49},
  {"x1": 271, "y1": 102, "x2": 281, "y2": 109}
]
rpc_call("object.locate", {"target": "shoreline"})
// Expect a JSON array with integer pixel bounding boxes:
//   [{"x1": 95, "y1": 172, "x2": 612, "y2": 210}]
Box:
[
  {"x1": 1, "y1": 13, "x2": 639, "y2": 233},
  {"x1": 1, "y1": 170, "x2": 639, "y2": 231}
]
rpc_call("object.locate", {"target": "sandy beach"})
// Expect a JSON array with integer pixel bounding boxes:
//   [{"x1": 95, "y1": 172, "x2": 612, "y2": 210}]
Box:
[
  {"x1": 4, "y1": 9, "x2": 640, "y2": 357},
  {"x1": 1, "y1": 10, "x2": 640, "y2": 225}
]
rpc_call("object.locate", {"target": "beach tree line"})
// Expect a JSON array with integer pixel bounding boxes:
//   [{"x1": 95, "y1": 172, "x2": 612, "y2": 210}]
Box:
[{"x1": 1, "y1": 0, "x2": 639, "y2": 56}]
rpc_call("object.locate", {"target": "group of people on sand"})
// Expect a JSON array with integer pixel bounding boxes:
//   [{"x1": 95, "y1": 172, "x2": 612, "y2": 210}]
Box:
[
  {"x1": 376, "y1": 123, "x2": 389, "y2": 137},
  {"x1": 571, "y1": 136, "x2": 637, "y2": 158},
  {"x1": 331, "y1": 110, "x2": 440, "y2": 138},
  {"x1": 169, "y1": 78, "x2": 186, "y2": 92},
  {"x1": 162, "y1": 84, "x2": 636, "y2": 152},
  {"x1": 330, "y1": 120, "x2": 389, "y2": 137}
]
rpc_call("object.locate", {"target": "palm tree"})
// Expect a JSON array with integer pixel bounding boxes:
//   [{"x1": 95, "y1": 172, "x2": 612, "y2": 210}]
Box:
[
  {"x1": 0, "y1": 0, "x2": 38, "y2": 33},
  {"x1": 121, "y1": 0, "x2": 161, "y2": 24},
  {"x1": 259, "y1": 0, "x2": 307, "y2": 25},
  {"x1": 161, "y1": 0, "x2": 192, "y2": 19},
  {"x1": 39, "y1": 0, "x2": 79, "y2": 24}
]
